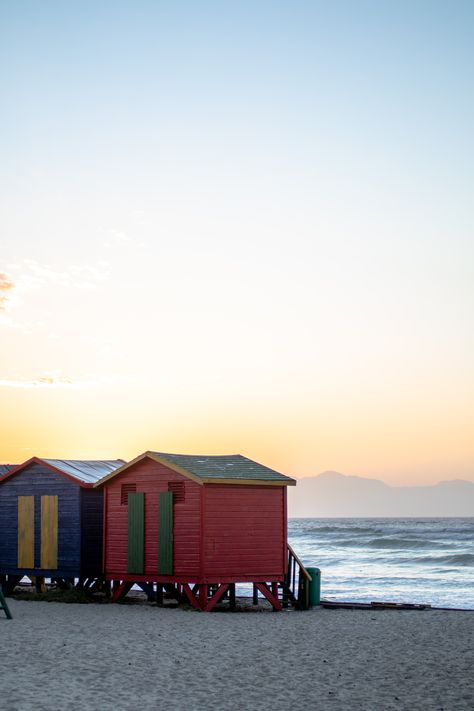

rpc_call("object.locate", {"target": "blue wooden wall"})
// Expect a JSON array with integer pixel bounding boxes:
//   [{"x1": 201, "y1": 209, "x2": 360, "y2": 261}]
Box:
[
  {"x1": 0, "y1": 462, "x2": 102, "y2": 579},
  {"x1": 80, "y1": 487, "x2": 104, "y2": 576}
]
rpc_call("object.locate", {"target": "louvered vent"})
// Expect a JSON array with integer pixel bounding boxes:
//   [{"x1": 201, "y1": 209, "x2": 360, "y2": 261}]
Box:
[
  {"x1": 168, "y1": 481, "x2": 185, "y2": 503},
  {"x1": 121, "y1": 483, "x2": 137, "y2": 505}
]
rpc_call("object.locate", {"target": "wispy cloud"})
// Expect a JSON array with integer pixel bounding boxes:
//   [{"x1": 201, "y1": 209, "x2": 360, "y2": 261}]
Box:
[
  {"x1": 0, "y1": 260, "x2": 111, "y2": 329},
  {"x1": 0, "y1": 272, "x2": 15, "y2": 311},
  {"x1": 0, "y1": 373, "x2": 79, "y2": 389},
  {"x1": 0, "y1": 372, "x2": 143, "y2": 390},
  {"x1": 17, "y1": 260, "x2": 110, "y2": 291}
]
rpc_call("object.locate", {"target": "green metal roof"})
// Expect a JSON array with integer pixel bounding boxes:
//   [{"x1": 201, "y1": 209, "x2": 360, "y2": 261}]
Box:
[{"x1": 151, "y1": 452, "x2": 295, "y2": 485}]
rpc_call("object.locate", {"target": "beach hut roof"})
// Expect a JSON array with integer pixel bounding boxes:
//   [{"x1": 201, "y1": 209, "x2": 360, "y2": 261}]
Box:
[
  {"x1": 95, "y1": 451, "x2": 296, "y2": 487},
  {"x1": 1, "y1": 457, "x2": 125, "y2": 487},
  {"x1": 43, "y1": 459, "x2": 126, "y2": 484},
  {"x1": 0, "y1": 464, "x2": 16, "y2": 478}
]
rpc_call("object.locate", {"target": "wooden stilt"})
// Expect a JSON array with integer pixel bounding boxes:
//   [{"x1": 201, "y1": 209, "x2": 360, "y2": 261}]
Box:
[
  {"x1": 272, "y1": 581, "x2": 279, "y2": 601},
  {"x1": 5, "y1": 575, "x2": 21, "y2": 596},
  {"x1": 111, "y1": 581, "x2": 133, "y2": 602},
  {"x1": 182, "y1": 583, "x2": 201, "y2": 610},
  {"x1": 254, "y1": 582, "x2": 282, "y2": 612},
  {"x1": 34, "y1": 576, "x2": 46, "y2": 593},
  {"x1": 252, "y1": 584, "x2": 259, "y2": 605},
  {"x1": 198, "y1": 584, "x2": 208, "y2": 610},
  {"x1": 204, "y1": 584, "x2": 229, "y2": 612},
  {"x1": 156, "y1": 585, "x2": 163, "y2": 606},
  {"x1": 229, "y1": 583, "x2": 236, "y2": 609}
]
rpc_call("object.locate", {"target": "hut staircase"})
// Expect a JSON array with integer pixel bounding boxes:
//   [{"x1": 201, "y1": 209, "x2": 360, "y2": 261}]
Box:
[{"x1": 279, "y1": 543, "x2": 312, "y2": 610}]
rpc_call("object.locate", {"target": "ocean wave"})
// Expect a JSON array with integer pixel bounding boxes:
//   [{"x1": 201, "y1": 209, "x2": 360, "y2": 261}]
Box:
[
  {"x1": 291, "y1": 525, "x2": 379, "y2": 536},
  {"x1": 325, "y1": 537, "x2": 446, "y2": 550},
  {"x1": 414, "y1": 553, "x2": 474, "y2": 567}
]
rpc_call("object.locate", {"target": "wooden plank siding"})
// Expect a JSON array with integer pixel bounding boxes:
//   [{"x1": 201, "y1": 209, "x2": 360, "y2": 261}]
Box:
[
  {"x1": 17, "y1": 496, "x2": 35, "y2": 568},
  {"x1": 202, "y1": 485, "x2": 286, "y2": 579},
  {"x1": 80, "y1": 488, "x2": 104, "y2": 577},
  {"x1": 104, "y1": 458, "x2": 202, "y2": 579}
]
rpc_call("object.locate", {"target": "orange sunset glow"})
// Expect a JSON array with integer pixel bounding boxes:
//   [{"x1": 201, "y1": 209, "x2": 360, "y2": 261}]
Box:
[{"x1": 1, "y1": 3, "x2": 473, "y2": 488}]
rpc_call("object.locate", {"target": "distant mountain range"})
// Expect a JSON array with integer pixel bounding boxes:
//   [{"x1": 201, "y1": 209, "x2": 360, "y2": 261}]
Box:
[{"x1": 288, "y1": 471, "x2": 474, "y2": 517}]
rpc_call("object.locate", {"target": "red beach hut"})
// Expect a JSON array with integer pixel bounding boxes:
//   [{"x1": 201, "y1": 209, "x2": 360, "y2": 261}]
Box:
[{"x1": 96, "y1": 451, "x2": 297, "y2": 610}]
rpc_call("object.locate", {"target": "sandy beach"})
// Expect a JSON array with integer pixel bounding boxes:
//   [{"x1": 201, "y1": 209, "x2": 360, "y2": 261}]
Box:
[{"x1": 1, "y1": 599, "x2": 473, "y2": 711}]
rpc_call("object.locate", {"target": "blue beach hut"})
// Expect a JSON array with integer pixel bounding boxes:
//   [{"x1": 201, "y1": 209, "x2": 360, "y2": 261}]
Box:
[{"x1": 0, "y1": 457, "x2": 124, "y2": 592}]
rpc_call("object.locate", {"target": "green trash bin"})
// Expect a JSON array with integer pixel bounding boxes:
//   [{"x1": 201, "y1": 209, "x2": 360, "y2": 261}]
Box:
[{"x1": 306, "y1": 567, "x2": 321, "y2": 607}]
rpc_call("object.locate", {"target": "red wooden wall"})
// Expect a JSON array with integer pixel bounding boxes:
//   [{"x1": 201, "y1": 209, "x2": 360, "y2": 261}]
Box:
[{"x1": 202, "y1": 484, "x2": 286, "y2": 580}]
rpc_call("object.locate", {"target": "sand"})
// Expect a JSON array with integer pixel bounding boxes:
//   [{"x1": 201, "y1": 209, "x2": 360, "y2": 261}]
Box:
[{"x1": 1, "y1": 599, "x2": 473, "y2": 711}]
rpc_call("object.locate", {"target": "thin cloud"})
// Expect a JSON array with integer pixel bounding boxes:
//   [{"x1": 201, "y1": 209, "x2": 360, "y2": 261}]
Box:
[
  {"x1": 0, "y1": 372, "x2": 143, "y2": 390},
  {"x1": 0, "y1": 374, "x2": 79, "y2": 389},
  {"x1": 0, "y1": 272, "x2": 14, "y2": 311},
  {"x1": 0, "y1": 261, "x2": 111, "y2": 329},
  {"x1": 20, "y1": 260, "x2": 110, "y2": 290}
]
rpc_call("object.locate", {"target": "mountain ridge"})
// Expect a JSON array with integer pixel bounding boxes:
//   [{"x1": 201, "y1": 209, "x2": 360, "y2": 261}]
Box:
[{"x1": 288, "y1": 471, "x2": 474, "y2": 517}]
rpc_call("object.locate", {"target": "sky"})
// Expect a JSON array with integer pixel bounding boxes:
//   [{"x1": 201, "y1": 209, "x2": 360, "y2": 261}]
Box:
[{"x1": 1, "y1": 1, "x2": 473, "y2": 485}]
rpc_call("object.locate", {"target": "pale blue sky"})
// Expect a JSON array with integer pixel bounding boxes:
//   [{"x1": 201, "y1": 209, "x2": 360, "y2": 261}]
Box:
[{"x1": 1, "y1": 1, "x2": 473, "y2": 483}]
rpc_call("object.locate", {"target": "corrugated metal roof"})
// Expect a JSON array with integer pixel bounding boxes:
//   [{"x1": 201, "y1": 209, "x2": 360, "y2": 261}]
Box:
[
  {"x1": 0, "y1": 464, "x2": 15, "y2": 477},
  {"x1": 42, "y1": 459, "x2": 125, "y2": 484},
  {"x1": 151, "y1": 452, "x2": 294, "y2": 484}
]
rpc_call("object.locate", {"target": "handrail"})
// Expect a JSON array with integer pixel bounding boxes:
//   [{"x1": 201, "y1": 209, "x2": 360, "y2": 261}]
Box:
[
  {"x1": 287, "y1": 543, "x2": 312, "y2": 581},
  {"x1": 282, "y1": 543, "x2": 313, "y2": 610}
]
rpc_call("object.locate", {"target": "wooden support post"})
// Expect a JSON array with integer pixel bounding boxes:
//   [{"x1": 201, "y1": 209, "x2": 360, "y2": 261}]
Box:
[
  {"x1": 5, "y1": 575, "x2": 21, "y2": 596},
  {"x1": 199, "y1": 584, "x2": 208, "y2": 610},
  {"x1": 156, "y1": 584, "x2": 163, "y2": 606},
  {"x1": 111, "y1": 581, "x2": 133, "y2": 602},
  {"x1": 34, "y1": 576, "x2": 46, "y2": 593},
  {"x1": 253, "y1": 584, "x2": 259, "y2": 606},
  {"x1": 272, "y1": 581, "x2": 279, "y2": 602},
  {"x1": 182, "y1": 583, "x2": 201, "y2": 610},
  {"x1": 204, "y1": 584, "x2": 229, "y2": 612},
  {"x1": 229, "y1": 583, "x2": 236, "y2": 609},
  {"x1": 254, "y1": 582, "x2": 282, "y2": 612}
]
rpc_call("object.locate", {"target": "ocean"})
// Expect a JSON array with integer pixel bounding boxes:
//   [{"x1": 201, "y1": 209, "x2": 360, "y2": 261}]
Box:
[{"x1": 288, "y1": 517, "x2": 474, "y2": 610}]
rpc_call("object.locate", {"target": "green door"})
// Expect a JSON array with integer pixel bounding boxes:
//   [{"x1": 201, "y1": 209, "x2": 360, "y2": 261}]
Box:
[
  {"x1": 158, "y1": 491, "x2": 173, "y2": 575},
  {"x1": 128, "y1": 492, "x2": 144, "y2": 574}
]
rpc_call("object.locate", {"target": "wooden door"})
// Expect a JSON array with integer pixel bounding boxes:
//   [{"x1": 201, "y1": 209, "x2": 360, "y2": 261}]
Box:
[
  {"x1": 127, "y1": 492, "x2": 144, "y2": 574},
  {"x1": 40, "y1": 495, "x2": 58, "y2": 569},
  {"x1": 158, "y1": 491, "x2": 173, "y2": 574}
]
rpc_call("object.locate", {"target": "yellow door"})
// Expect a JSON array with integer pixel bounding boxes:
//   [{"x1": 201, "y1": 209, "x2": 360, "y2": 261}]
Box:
[
  {"x1": 40, "y1": 495, "x2": 58, "y2": 569},
  {"x1": 17, "y1": 496, "x2": 35, "y2": 568}
]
